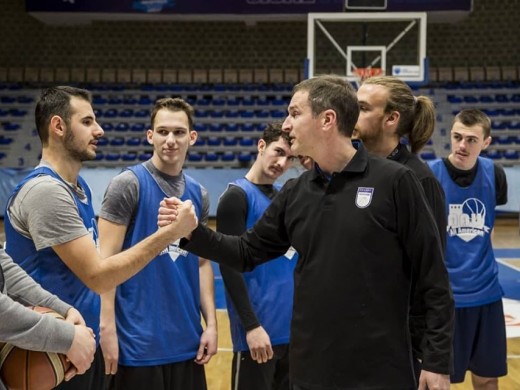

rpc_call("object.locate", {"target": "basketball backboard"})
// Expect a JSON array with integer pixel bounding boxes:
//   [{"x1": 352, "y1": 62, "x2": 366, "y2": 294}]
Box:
[{"x1": 307, "y1": 12, "x2": 428, "y2": 86}]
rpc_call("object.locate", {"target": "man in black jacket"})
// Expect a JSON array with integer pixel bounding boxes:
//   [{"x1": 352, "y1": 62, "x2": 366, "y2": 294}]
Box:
[{"x1": 160, "y1": 75, "x2": 454, "y2": 390}]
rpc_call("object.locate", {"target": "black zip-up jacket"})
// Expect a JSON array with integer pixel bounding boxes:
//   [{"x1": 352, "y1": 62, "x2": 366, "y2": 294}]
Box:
[{"x1": 182, "y1": 143, "x2": 453, "y2": 390}]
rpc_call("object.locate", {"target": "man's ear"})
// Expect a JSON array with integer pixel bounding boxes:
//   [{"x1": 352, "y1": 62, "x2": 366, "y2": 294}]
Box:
[
  {"x1": 189, "y1": 130, "x2": 198, "y2": 146},
  {"x1": 50, "y1": 115, "x2": 65, "y2": 137},
  {"x1": 322, "y1": 109, "x2": 337, "y2": 130},
  {"x1": 385, "y1": 111, "x2": 400, "y2": 128},
  {"x1": 482, "y1": 136, "x2": 492, "y2": 150},
  {"x1": 257, "y1": 138, "x2": 267, "y2": 154},
  {"x1": 146, "y1": 129, "x2": 154, "y2": 144}
]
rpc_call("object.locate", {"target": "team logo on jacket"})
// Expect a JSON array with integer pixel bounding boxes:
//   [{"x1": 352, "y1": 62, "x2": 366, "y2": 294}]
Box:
[
  {"x1": 447, "y1": 198, "x2": 490, "y2": 242},
  {"x1": 159, "y1": 238, "x2": 189, "y2": 261},
  {"x1": 355, "y1": 187, "x2": 374, "y2": 208}
]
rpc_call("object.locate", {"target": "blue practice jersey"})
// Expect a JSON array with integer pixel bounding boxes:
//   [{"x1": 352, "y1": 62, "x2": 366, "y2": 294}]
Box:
[
  {"x1": 4, "y1": 167, "x2": 101, "y2": 337},
  {"x1": 225, "y1": 178, "x2": 297, "y2": 352},
  {"x1": 116, "y1": 163, "x2": 203, "y2": 366},
  {"x1": 429, "y1": 157, "x2": 503, "y2": 307}
]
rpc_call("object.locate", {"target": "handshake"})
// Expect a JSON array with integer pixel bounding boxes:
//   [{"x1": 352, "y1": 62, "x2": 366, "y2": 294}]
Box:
[{"x1": 158, "y1": 197, "x2": 198, "y2": 238}]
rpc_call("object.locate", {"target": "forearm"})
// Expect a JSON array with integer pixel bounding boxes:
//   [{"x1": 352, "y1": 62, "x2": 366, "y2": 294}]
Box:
[
  {"x1": 0, "y1": 293, "x2": 74, "y2": 353},
  {"x1": 199, "y1": 259, "x2": 217, "y2": 329},
  {"x1": 1, "y1": 252, "x2": 71, "y2": 316},
  {"x1": 220, "y1": 264, "x2": 260, "y2": 330}
]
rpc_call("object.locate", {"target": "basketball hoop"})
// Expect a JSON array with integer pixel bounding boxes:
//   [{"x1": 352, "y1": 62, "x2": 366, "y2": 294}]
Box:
[{"x1": 352, "y1": 67, "x2": 384, "y2": 88}]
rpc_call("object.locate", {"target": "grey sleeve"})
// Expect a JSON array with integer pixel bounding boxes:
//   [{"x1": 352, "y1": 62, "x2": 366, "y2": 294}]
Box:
[
  {"x1": 0, "y1": 250, "x2": 74, "y2": 353},
  {"x1": 7, "y1": 177, "x2": 89, "y2": 250},
  {"x1": 99, "y1": 170, "x2": 139, "y2": 226}
]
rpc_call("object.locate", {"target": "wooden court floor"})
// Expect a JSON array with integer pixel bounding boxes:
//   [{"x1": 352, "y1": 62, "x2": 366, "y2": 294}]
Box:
[{"x1": 1, "y1": 218, "x2": 519, "y2": 389}]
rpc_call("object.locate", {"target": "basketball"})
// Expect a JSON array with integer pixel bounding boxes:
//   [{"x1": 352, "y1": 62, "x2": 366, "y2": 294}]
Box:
[{"x1": 0, "y1": 306, "x2": 71, "y2": 390}]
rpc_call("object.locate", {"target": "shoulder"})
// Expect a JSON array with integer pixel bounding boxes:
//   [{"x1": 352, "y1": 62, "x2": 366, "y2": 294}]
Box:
[
  {"x1": 220, "y1": 184, "x2": 247, "y2": 204},
  {"x1": 402, "y1": 154, "x2": 437, "y2": 182},
  {"x1": 368, "y1": 154, "x2": 412, "y2": 178},
  {"x1": 16, "y1": 176, "x2": 74, "y2": 206}
]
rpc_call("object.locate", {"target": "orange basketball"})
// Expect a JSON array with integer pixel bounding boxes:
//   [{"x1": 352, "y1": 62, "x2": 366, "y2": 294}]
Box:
[{"x1": 0, "y1": 306, "x2": 71, "y2": 390}]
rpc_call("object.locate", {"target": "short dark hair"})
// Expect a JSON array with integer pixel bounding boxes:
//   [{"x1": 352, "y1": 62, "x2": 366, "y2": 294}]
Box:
[
  {"x1": 35, "y1": 86, "x2": 92, "y2": 145},
  {"x1": 150, "y1": 97, "x2": 194, "y2": 130},
  {"x1": 453, "y1": 109, "x2": 491, "y2": 138},
  {"x1": 293, "y1": 75, "x2": 359, "y2": 137},
  {"x1": 262, "y1": 122, "x2": 291, "y2": 146}
]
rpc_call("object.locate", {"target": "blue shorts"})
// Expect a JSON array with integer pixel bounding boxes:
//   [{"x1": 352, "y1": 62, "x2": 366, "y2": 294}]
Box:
[{"x1": 451, "y1": 300, "x2": 508, "y2": 383}]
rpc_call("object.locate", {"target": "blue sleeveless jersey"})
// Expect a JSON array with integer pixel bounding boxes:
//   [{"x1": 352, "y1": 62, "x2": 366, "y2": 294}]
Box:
[
  {"x1": 429, "y1": 157, "x2": 502, "y2": 307},
  {"x1": 225, "y1": 178, "x2": 297, "y2": 352},
  {"x1": 116, "y1": 164, "x2": 203, "y2": 366},
  {"x1": 3, "y1": 167, "x2": 101, "y2": 337}
]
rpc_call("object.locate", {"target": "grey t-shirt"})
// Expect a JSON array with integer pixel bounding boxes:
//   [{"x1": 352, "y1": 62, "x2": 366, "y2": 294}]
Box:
[
  {"x1": 100, "y1": 159, "x2": 209, "y2": 227},
  {"x1": 7, "y1": 163, "x2": 90, "y2": 250}
]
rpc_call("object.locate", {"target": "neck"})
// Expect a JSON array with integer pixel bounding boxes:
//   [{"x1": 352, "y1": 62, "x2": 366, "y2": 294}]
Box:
[
  {"x1": 151, "y1": 155, "x2": 182, "y2": 176},
  {"x1": 365, "y1": 138, "x2": 399, "y2": 158},
  {"x1": 314, "y1": 137, "x2": 357, "y2": 175},
  {"x1": 41, "y1": 148, "x2": 82, "y2": 185},
  {"x1": 245, "y1": 161, "x2": 275, "y2": 185}
]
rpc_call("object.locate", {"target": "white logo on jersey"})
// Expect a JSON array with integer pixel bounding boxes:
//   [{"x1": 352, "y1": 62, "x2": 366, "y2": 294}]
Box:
[
  {"x1": 284, "y1": 246, "x2": 297, "y2": 260},
  {"x1": 355, "y1": 187, "x2": 374, "y2": 208},
  {"x1": 159, "y1": 238, "x2": 189, "y2": 262},
  {"x1": 447, "y1": 198, "x2": 490, "y2": 242}
]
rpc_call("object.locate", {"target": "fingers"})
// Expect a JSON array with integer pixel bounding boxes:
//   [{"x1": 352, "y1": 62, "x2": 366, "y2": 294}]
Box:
[
  {"x1": 64, "y1": 366, "x2": 77, "y2": 382},
  {"x1": 250, "y1": 346, "x2": 273, "y2": 364}
]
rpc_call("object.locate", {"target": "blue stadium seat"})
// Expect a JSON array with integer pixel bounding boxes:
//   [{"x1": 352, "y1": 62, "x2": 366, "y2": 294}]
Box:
[
  {"x1": 225, "y1": 110, "x2": 239, "y2": 118},
  {"x1": 119, "y1": 108, "x2": 134, "y2": 117},
  {"x1": 205, "y1": 152, "x2": 219, "y2": 162},
  {"x1": 207, "y1": 136, "x2": 221, "y2": 146},
  {"x1": 194, "y1": 123, "x2": 208, "y2": 132},
  {"x1": 239, "y1": 137, "x2": 255, "y2": 147},
  {"x1": 463, "y1": 96, "x2": 478, "y2": 103},
  {"x1": 221, "y1": 151, "x2": 235, "y2": 162},
  {"x1": 271, "y1": 110, "x2": 286, "y2": 119},
  {"x1": 209, "y1": 124, "x2": 225, "y2": 132},
  {"x1": 188, "y1": 151, "x2": 203, "y2": 162},
  {"x1": 105, "y1": 152, "x2": 121, "y2": 161},
  {"x1": 110, "y1": 137, "x2": 125, "y2": 146},
  {"x1": 138, "y1": 96, "x2": 153, "y2": 105},
  {"x1": 126, "y1": 137, "x2": 142, "y2": 146},
  {"x1": 139, "y1": 152, "x2": 152, "y2": 161},
  {"x1": 447, "y1": 95, "x2": 463, "y2": 104},
  {"x1": 104, "y1": 108, "x2": 118, "y2": 118},
  {"x1": 101, "y1": 122, "x2": 114, "y2": 131},
  {"x1": 115, "y1": 123, "x2": 130, "y2": 132},
  {"x1": 131, "y1": 123, "x2": 146, "y2": 132},
  {"x1": 225, "y1": 123, "x2": 239, "y2": 132},
  {"x1": 97, "y1": 138, "x2": 109, "y2": 146},
  {"x1": 237, "y1": 152, "x2": 254, "y2": 163},
  {"x1": 122, "y1": 152, "x2": 138, "y2": 161},
  {"x1": 3, "y1": 123, "x2": 20, "y2": 131},
  {"x1": 108, "y1": 97, "x2": 123, "y2": 105},
  {"x1": 420, "y1": 151, "x2": 437, "y2": 160},
  {"x1": 194, "y1": 137, "x2": 205, "y2": 146},
  {"x1": 241, "y1": 123, "x2": 256, "y2": 132},
  {"x1": 223, "y1": 136, "x2": 238, "y2": 146},
  {"x1": 134, "y1": 109, "x2": 150, "y2": 118},
  {"x1": 0, "y1": 136, "x2": 13, "y2": 145},
  {"x1": 485, "y1": 150, "x2": 502, "y2": 159},
  {"x1": 504, "y1": 150, "x2": 519, "y2": 160},
  {"x1": 209, "y1": 110, "x2": 224, "y2": 118},
  {"x1": 123, "y1": 97, "x2": 138, "y2": 105}
]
